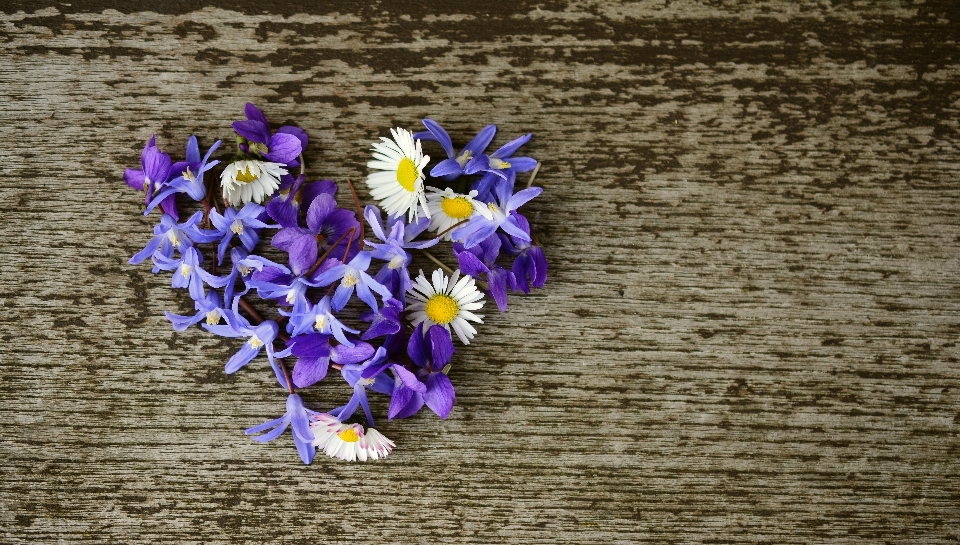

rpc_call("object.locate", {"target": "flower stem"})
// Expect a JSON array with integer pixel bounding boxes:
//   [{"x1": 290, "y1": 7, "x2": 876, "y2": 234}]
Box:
[
  {"x1": 346, "y1": 179, "x2": 365, "y2": 245},
  {"x1": 307, "y1": 227, "x2": 356, "y2": 276},
  {"x1": 436, "y1": 219, "x2": 468, "y2": 239},
  {"x1": 526, "y1": 162, "x2": 541, "y2": 188}
]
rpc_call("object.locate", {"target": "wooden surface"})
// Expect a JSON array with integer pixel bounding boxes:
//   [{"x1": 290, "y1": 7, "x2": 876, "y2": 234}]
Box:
[{"x1": 2, "y1": 1, "x2": 959, "y2": 543}]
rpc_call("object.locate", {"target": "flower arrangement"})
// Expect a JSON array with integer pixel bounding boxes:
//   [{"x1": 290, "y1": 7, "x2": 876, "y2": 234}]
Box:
[{"x1": 124, "y1": 104, "x2": 547, "y2": 463}]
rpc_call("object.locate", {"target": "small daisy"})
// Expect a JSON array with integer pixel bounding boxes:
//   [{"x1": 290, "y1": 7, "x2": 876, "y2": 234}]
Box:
[
  {"x1": 407, "y1": 268, "x2": 485, "y2": 345},
  {"x1": 366, "y1": 127, "x2": 430, "y2": 222},
  {"x1": 220, "y1": 159, "x2": 288, "y2": 206},
  {"x1": 311, "y1": 413, "x2": 394, "y2": 462},
  {"x1": 425, "y1": 187, "x2": 490, "y2": 241}
]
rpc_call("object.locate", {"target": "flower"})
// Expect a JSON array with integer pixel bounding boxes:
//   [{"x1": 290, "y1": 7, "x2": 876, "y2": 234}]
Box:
[
  {"x1": 464, "y1": 132, "x2": 538, "y2": 180},
  {"x1": 407, "y1": 269, "x2": 484, "y2": 345},
  {"x1": 364, "y1": 205, "x2": 438, "y2": 297},
  {"x1": 454, "y1": 234, "x2": 517, "y2": 312},
  {"x1": 272, "y1": 192, "x2": 360, "y2": 265},
  {"x1": 203, "y1": 299, "x2": 285, "y2": 388},
  {"x1": 277, "y1": 332, "x2": 374, "y2": 388},
  {"x1": 425, "y1": 187, "x2": 488, "y2": 241},
  {"x1": 129, "y1": 211, "x2": 216, "y2": 267},
  {"x1": 232, "y1": 102, "x2": 305, "y2": 166},
  {"x1": 124, "y1": 135, "x2": 175, "y2": 217},
  {"x1": 145, "y1": 136, "x2": 221, "y2": 213},
  {"x1": 450, "y1": 183, "x2": 542, "y2": 249},
  {"x1": 366, "y1": 127, "x2": 430, "y2": 222},
  {"x1": 281, "y1": 295, "x2": 359, "y2": 346},
  {"x1": 407, "y1": 323, "x2": 458, "y2": 419},
  {"x1": 311, "y1": 251, "x2": 394, "y2": 313},
  {"x1": 208, "y1": 202, "x2": 278, "y2": 265},
  {"x1": 413, "y1": 119, "x2": 496, "y2": 181},
  {"x1": 310, "y1": 413, "x2": 394, "y2": 462},
  {"x1": 220, "y1": 159, "x2": 288, "y2": 206},
  {"x1": 499, "y1": 213, "x2": 548, "y2": 293},
  {"x1": 165, "y1": 289, "x2": 223, "y2": 331},
  {"x1": 245, "y1": 393, "x2": 318, "y2": 465}
]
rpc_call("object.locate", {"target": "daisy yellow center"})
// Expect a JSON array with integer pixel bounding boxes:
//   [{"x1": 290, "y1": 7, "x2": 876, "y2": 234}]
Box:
[
  {"x1": 396, "y1": 158, "x2": 418, "y2": 192},
  {"x1": 441, "y1": 196, "x2": 473, "y2": 220},
  {"x1": 235, "y1": 166, "x2": 258, "y2": 183},
  {"x1": 425, "y1": 294, "x2": 459, "y2": 325},
  {"x1": 337, "y1": 428, "x2": 360, "y2": 442}
]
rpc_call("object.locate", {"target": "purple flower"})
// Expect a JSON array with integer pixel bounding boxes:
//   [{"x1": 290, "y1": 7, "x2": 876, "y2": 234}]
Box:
[
  {"x1": 209, "y1": 203, "x2": 277, "y2": 265},
  {"x1": 364, "y1": 205, "x2": 438, "y2": 297},
  {"x1": 245, "y1": 393, "x2": 318, "y2": 464},
  {"x1": 164, "y1": 289, "x2": 223, "y2": 331},
  {"x1": 276, "y1": 333, "x2": 375, "y2": 389},
  {"x1": 272, "y1": 192, "x2": 360, "y2": 268},
  {"x1": 311, "y1": 252, "x2": 393, "y2": 313},
  {"x1": 450, "y1": 182, "x2": 542, "y2": 249},
  {"x1": 358, "y1": 332, "x2": 427, "y2": 420},
  {"x1": 152, "y1": 246, "x2": 209, "y2": 301},
  {"x1": 232, "y1": 103, "x2": 305, "y2": 166},
  {"x1": 203, "y1": 300, "x2": 285, "y2": 388},
  {"x1": 281, "y1": 295, "x2": 359, "y2": 347},
  {"x1": 145, "y1": 137, "x2": 221, "y2": 214},
  {"x1": 333, "y1": 347, "x2": 411, "y2": 428},
  {"x1": 359, "y1": 298, "x2": 403, "y2": 340},
  {"x1": 499, "y1": 213, "x2": 547, "y2": 292},
  {"x1": 464, "y1": 132, "x2": 538, "y2": 181},
  {"x1": 129, "y1": 211, "x2": 213, "y2": 267},
  {"x1": 124, "y1": 135, "x2": 176, "y2": 218},
  {"x1": 454, "y1": 234, "x2": 517, "y2": 312},
  {"x1": 406, "y1": 324, "x2": 457, "y2": 419},
  {"x1": 413, "y1": 119, "x2": 497, "y2": 181},
  {"x1": 267, "y1": 177, "x2": 339, "y2": 229}
]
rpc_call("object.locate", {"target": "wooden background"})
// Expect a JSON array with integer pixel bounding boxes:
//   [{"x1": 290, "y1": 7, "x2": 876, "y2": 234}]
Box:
[{"x1": 2, "y1": 1, "x2": 958, "y2": 543}]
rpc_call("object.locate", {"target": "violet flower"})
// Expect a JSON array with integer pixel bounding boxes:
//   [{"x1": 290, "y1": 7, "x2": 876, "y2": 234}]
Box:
[
  {"x1": 152, "y1": 246, "x2": 209, "y2": 301},
  {"x1": 280, "y1": 295, "x2": 359, "y2": 347},
  {"x1": 124, "y1": 135, "x2": 176, "y2": 218},
  {"x1": 499, "y1": 213, "x2": 548, "y2": 293},
  {"x1": 245, "y1": 393, "x2": 318, "y2": 464},
  {"x1": 450, "y1": 182, "x2": 542, "y2": 249},
  {"x1": 203, "y1": 299, "x2": 285, "y2": 388},
  {"x1": 208, "y1": 202, "x2": 278, "y2": 265},
  {"x1": 272, "y1": 192, "x2": 360, "y2": 264},
  {"x1": 463, "y1": 132, "x2": 538, "y2": 181},
  {"x1": 145, "y1": 137, "x2": 221, "y2": 214},
  {"x1": 406, "y1": 324, "x2": 457, "y2": 419},
  {"x1": 413, "y1": 119, "x2": 497, "y2": 181},
  {"x1": 129, "y1": 211, "x2": 213, "y2": 267},
  {"x1": 165, "y1": 289, "x2": 223, "y2": 331},
  {"x1": 311, "y1": 251, "x2": 393, "y2": 313},
  {"x1": 276, "y1": 332, "x2": 374, "y2": 389},
  {"x1": 332, "y1": 347, "x2": 407, "y2": 428},
  {"x1": 359, "y1": 333, "x2": 427, "y2": 420},
  {"x1": 232, "y1": 102, "x2": 305, "y2": 166},
  {"x1": 454, "y1": 234, "x2": 517, "y2": 312},
  {"x1": 364, "y1": 205, "x2": 438, "y2": 297}
]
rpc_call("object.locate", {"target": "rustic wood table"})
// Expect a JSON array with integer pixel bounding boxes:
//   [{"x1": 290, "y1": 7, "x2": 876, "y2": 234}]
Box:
[{"x1": 2, "y1": 1, "x2": 958, "y2": 543}]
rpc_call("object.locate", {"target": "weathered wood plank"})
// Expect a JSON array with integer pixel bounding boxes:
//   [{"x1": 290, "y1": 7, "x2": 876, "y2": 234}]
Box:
[{"x1": 1, "y1": 1, "x2": 958, "y2": 543}]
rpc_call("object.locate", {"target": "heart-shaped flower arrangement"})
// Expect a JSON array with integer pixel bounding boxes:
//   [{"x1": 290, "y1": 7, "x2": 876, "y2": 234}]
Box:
[{"x1": 124, "y1": 104, "x2": 547, "y2": 463}]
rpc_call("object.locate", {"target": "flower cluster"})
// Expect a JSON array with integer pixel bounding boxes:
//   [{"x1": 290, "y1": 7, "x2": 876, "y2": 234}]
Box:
[{"x1": 125, "y1": 104, "x2": 548, "y2": 463}]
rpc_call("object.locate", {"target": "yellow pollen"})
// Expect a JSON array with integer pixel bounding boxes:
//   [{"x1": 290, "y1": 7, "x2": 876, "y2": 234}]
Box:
[
  {"x1": 388, "y1": 255, "x2": 405, "y2": 270},
  {"x1": 342, "y1": 272, "x2": 359, "y2": 287},
  {"x1": 235, "y1": 166, "x2": 258, "y2": 183},
  {"x1": 183, "y1": 167, "x2": 196, "y2": 182},
  {"x1": 168, "y1": 231, "x2": 181, "y2": 247},
  {"x1": 425, "y1": 294, "x2": 459, "y2": 325},
  {"x1": 249, "y1": 335, "x2": 264, "y2": 349},
  {"x1": 396, "y1": 157, "x2": 418, "y2": 192},
  {"x1": 180, "y1": 264, "x2": 192, "y2": 278},
  {"x1": 337, "y1": 428, "x2": 360, "y2": 442},
  {"x1": 231, "y1": 220, "x2": 244, "y2": 235},
  {"x1": 205, "y1": 310, "x2": 221, "y2": 325},
  {"x1": 315, "y1": 315, "x2": 327, "y2": 330},
  {"x1": 440, "y1": 196, "x2": 474, "y2": 220},
  {"x1": 490, "y1": 158, "x2": 512, "y2": 170}
]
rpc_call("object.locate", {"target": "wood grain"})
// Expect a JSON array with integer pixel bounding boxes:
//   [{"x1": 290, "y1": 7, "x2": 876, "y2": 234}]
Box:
[{"x1": 1, "y1": 1, "x2": 958, "y2": 543}]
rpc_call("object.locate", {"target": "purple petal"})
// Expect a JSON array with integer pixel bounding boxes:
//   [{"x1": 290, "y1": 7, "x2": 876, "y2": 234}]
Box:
[
  {"x1": 244, "y1": 102, "x2": 269, "y2": 125},
  {"x1": 428, "y1": 325, "x2": 455, "y2": 368},
  {"x1": 424, "y1": 373, "x2": 456, "y2": 419},
  {"x1": 272, "y1": 227, "x2": 311, "y2": 252},
  {"x1": 185, "y1": 135, "x2": 200, "y2": 163},
  {"x1": 429, "y1": 158, "x2": 464, "y2": 178},
  {"x1": 288, "y1": 333, "x2": 332, "y2": 358},
  {"x1": 263, "y1": 132, "x2": 303, "y2": 164},
  {"x1": 392, "y1": 364, "x2": 426, "y2": 393},
  {"x1": 277, "y1": 125, "x2": 309, "y2": 152},
  {"x1": 331, "y1": 341, "x2": 376, "y2": 364},
  {"x1": 292, "y1": 356, "x2": 330, "y2": 388},
  {"x1": 508, "y1": 157, "x2": 538, "y2": 172},
  {"x1": 456, "y1": 250, "x2": 488, "y2": 277},
  {"x1": 421, "y1": 118, "x2": 455, "y2": 158},
  {"x1": 389, "y1": 386, "x2": 424, "y2": 419},
  {"x1": 506, "y1": 186, "x2": 543, "y2": 212},
  {"x1": 224, "y1": 343, "x2": 260, "y2": 374},
  {"x1": 406, "y1": 323, "x2": 429, "y2": 367},
  {"x1": 492, "y1": 133, "x2": 532, "y2": 158},
  {"x1": 232, "y1": 119, "x2": 270, "y2": 144},
  {"x1": 463, "y1": 124, "x2": 497, "y2": 156},
  {"x1": 124, "y1": 168, "x2": 146, "y2": 191},
  {"x1": 306, "y1": 193, "x2": 336, "y2": 233},
  {"x1": 288, "y1": 234, "x2": 318, "y2": 277}
]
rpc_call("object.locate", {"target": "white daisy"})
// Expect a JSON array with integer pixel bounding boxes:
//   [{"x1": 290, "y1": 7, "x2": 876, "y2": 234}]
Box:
[
  {"x1": 425, "y1": 187, "x2": 490, "y2": 241},
  {"x1": 220, "y1": 159, "x2": 287, "y2": 205},
  {"x1": 311, "y1": 413, "x2": 394, "y2": 462},
  {"x1": 366, "y1": 127, "x2": 430, "y2": 222},
  {"x1": 407, "y1": 268, "x2": 485, "y2": 345}
]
